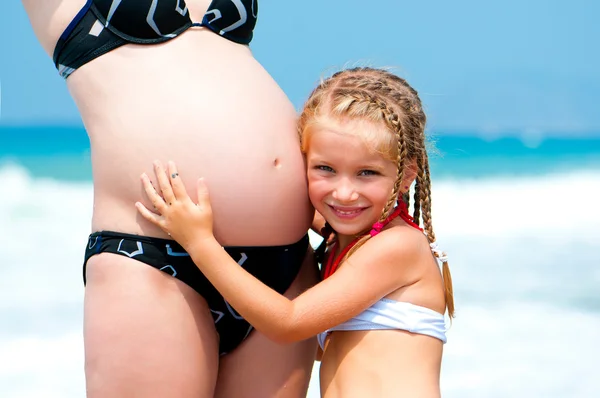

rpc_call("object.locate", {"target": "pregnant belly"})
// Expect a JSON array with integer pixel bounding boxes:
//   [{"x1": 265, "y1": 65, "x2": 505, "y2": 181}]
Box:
[{"x1": 67, "y1": 32, "x2": 313, "y2": 245}]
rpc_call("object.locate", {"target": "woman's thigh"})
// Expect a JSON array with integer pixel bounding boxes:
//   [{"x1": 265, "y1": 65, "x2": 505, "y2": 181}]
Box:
[
  {"x1": 215, "y1": 249, "x2": 320, "y2": 398},
  {"x1": 83, "y1": 253, "x2": 219, "y2": 398}
]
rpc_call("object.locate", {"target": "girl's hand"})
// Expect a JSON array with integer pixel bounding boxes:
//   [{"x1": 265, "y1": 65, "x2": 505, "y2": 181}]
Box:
[{"x1": 135, "y1": 160, "x2": 214, "y2": 248}]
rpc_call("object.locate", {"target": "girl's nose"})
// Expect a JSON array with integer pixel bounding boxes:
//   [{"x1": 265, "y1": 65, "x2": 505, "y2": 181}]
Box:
[{"x1": 332, "y1": 179, "x2": 359, "y2": 202}]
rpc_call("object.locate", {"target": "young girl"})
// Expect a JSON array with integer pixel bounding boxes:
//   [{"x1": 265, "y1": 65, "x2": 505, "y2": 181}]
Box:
[{"x1": 136, "y1": 67, "x2": 455, "y2": 397}]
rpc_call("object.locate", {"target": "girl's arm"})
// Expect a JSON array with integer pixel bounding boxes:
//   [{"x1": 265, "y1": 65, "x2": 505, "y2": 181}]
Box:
[{"x1": 136, "y1": 161, "x2": 423, "y2": 343}]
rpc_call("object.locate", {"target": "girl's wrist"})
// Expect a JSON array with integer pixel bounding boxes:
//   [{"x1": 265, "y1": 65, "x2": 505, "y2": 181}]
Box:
[{"x1": 185, "y1": 234, "x2": 220, "y2": 259}]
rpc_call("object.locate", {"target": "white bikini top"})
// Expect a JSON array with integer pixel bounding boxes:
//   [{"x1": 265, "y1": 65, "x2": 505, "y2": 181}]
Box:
[
  {"x1": 317, "y1": 242, "x2": 449, "y2": 350},
  {"x1": 317, "y1": 298, "x2": 447, "y2": 349}
]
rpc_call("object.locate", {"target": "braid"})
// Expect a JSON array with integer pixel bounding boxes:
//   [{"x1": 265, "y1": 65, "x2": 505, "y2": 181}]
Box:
[
  {"x1": 403, "y1": 191, "x2": 411, "y2": 210},
  {"x1": 375, "y1": 95, "x2": 406, "y2": 219},
  {"x1": 412, "y1": 154, "x2": 422, "y2": 225},
  {"x1": 420, "y1": 155, "x2": 434, "y2": 242},
  {"x1": 418, "y1": 154, "x2": 455, "y2": 319}
]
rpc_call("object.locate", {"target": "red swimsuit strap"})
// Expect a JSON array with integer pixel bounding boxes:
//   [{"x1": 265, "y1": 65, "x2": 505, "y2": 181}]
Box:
[{"x1": 322, "y1": 201, "x2": 423, "y2": 280}]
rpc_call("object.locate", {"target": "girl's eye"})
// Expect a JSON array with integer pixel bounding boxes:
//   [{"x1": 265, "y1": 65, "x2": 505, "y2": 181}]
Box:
[
  {"x1": 358, "y1": 170, "x2": 378, "y2": 176},
  {"x1": 316, "y1": 165, "x2": 334, "y2": 173}
]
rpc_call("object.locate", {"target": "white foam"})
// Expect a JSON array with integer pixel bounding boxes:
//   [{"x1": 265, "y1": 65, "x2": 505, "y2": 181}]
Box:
[
  {"x1": 0, "y1": 164, "x2": 91, "y2": 310},
  {"x1": 0, "y1": 333, "x2": 85, "y2": 398},
  {"x1": 440, "y1": 304, "x2": 600, "y2": 398},
  {"x1": 430, "y1": 171, "x2": 600, "y2": 239}
]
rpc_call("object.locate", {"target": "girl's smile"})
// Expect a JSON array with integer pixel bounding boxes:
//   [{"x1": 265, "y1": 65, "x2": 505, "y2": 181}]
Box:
[{"x1": 326, "y1": 204, "x2": 368, "y2": 220}]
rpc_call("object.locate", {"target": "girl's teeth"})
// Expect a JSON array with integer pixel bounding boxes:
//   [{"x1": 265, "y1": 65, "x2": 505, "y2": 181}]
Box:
[{"x1": 337, "y1": 209, "x2": 359, "y2": 215}]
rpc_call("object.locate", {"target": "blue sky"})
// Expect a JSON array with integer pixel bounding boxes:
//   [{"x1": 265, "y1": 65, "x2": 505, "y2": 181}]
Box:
[{"x1": 1, "y1": 0, "x2": 598, "y2": 136}]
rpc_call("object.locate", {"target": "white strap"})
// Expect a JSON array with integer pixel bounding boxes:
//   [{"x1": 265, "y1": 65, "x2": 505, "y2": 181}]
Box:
[{"x1": 429, "y1": 241, "x2": 448, "y2": 263}]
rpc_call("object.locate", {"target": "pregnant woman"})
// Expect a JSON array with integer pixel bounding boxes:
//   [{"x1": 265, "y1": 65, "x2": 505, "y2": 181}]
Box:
[{"x1": 21, "y1": 1, "x2": 318, "y2": 397}]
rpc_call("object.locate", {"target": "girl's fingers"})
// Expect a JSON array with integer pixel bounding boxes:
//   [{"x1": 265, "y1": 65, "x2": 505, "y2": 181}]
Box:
[
  {"x1": 154, "y1": 160, "x2": 176, "y2": 205},
  {"x1": 135, "y1": 202, "x2": 162, "y2": 226},
  {"x1": 141, "y1": 173, "x2": 167, "y2": 212},
  {"x1": 167, "y1": 161, "x2": 188, "y2": 201},
  {"x1": 196, "y1": 177, "x2": 210, "y2": 207}
]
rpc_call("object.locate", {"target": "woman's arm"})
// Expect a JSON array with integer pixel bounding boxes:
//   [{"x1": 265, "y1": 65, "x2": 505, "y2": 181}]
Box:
[
  {"x1": 136, "y1": 161, "x2": 423, "y2": 343},
  {"x1": 21, "y1": 0, "x2": 72, "y2": 57}
]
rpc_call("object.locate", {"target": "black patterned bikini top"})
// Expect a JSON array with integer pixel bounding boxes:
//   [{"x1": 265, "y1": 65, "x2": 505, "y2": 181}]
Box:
[{"x1": 53, "y1": 0, "x2": 258, "y2": 78}]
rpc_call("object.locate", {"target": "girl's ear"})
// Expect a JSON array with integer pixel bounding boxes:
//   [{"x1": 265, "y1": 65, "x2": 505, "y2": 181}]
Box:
[{"x1": 401, "y1": 159, "x2": 418, "y2": 192}]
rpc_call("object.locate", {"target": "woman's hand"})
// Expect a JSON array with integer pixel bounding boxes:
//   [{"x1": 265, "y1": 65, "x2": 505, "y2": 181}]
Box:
[{"x1": 135, "y1": 160, "x2": 214, "y2": 249}]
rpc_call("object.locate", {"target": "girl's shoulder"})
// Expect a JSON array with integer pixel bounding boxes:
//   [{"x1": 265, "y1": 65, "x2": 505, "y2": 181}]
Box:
[
  {"x1": 379, "y1": 221, "x2": 431, "y2": 258},
  {"x1": 352, "y1": 222, "x2": 431, "y2": 274}
]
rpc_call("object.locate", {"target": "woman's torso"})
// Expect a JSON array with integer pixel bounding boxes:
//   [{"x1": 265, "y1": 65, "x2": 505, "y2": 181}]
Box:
[{"x1": 25, "y1": 0, "x2": 313, "y2": 246}]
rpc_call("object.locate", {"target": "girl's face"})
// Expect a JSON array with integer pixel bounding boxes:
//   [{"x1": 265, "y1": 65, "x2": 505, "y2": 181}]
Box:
[{"x1": 305, "y1": 118, "x2": 398, "y2": 237}]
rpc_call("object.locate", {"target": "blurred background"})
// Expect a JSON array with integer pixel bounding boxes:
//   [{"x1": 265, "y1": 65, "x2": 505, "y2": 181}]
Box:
[{"x1": 1, "y1": 1, "x2": 599, "y2": 397}]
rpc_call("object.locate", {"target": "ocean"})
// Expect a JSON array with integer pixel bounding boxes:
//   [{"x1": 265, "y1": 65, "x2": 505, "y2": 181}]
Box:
[{"x1": 1, "y1": 126, "x2": 599, "y2": 398}]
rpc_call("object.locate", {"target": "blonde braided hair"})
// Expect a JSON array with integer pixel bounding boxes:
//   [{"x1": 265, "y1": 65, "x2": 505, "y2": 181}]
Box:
[{"x1": 299, "y1": 67, "x2": 455, "y2": 318}]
